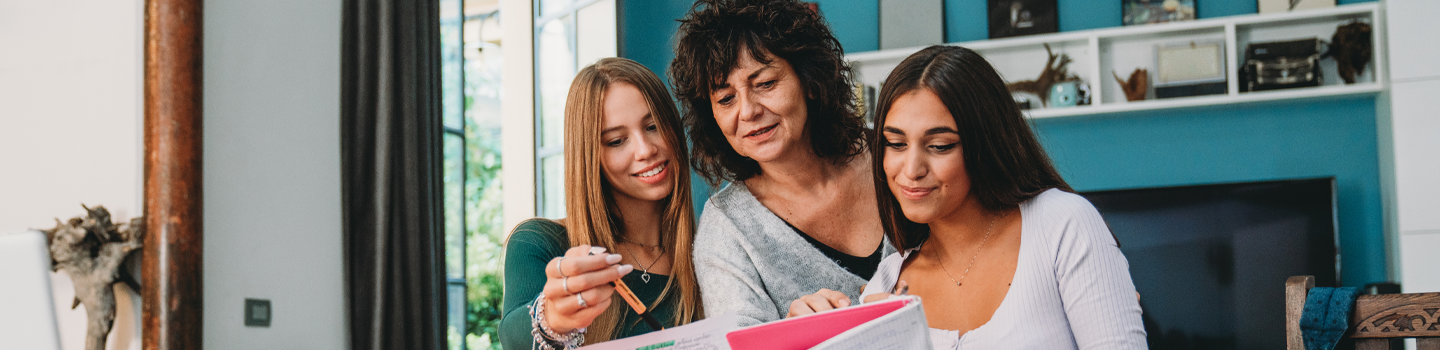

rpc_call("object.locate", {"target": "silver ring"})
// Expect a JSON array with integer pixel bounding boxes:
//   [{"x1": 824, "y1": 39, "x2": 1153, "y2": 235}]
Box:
[
  {"x1": 576, "y1": 293, "x2": 589, "y2": 308},
  {"x1": 555, "y1": 257, "x2": 568, "y2": 278},
  {"x1": 562, "y1": 277, "x2": 573, "y2": 294}
]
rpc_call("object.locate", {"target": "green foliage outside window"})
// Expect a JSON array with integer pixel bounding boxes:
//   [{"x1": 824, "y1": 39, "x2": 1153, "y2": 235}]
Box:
[
  {"x1": 459, "y1": 45, "x2": 506, "y2": 349},
  {"x1": 462, "y1": 116, "x2": 504, "y2": 349}
]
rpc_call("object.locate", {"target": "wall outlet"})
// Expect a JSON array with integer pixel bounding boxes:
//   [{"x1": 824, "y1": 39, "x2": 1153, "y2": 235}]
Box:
[{"x1": 244, "y1": 299, "x2": 271, "y2": 327}]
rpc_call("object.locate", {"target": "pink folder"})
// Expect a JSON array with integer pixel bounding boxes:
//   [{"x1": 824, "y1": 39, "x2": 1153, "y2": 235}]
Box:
[{"x1": 726, "y1": 297, "x2": 915, "y2": 350}]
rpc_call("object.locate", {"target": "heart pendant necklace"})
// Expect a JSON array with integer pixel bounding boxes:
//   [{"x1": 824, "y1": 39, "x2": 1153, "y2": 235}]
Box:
[{"x1": 620, "y1": 242, "x2": 664, "y2": 283}]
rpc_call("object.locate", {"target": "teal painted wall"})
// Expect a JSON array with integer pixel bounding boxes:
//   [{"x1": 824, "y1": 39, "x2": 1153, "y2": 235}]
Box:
[
  {"x1": 620, "y1": 0, "x2": 1387, "y2": 286},
  {"x1": 618, "y1": 0, "x2": 876, "y2": 79},
  {"x1": 1033, "y1": 97, "x2": 1384, "y2": 287}
]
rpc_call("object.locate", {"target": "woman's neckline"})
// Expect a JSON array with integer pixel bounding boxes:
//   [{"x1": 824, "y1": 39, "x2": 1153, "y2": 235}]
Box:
[{"x1": 905, "y1": 201, "x2": 1028, "y2": 339}]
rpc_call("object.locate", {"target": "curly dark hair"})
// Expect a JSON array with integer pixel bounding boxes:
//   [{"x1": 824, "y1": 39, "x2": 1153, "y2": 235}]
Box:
[{"x1": 670, "y1": 0, "x2": 869, "y2": 185}]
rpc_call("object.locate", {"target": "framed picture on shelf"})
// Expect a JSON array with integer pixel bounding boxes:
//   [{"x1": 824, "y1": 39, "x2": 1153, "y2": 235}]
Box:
[
  {"x1": 1123, "y1": 0, "x2": 1197, "y2": 26},
  {"x1": 1154, "y1": 40, "x2": 1227, "y2": 98},
  {"x1": 988, "y1": 0, "x2": 1058, "y2": 39},
  {"x1": 881, "y1": 0, "x2": 944, "y2": 49},
  {"x1": 1258, "y1": 0, "x2": 1334, "y2": 14}
]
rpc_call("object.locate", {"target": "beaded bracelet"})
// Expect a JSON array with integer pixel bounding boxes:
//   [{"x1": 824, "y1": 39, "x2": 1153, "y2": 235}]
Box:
[{"x1": 529, "y1": 293, "x2": 584, "y2": 349}]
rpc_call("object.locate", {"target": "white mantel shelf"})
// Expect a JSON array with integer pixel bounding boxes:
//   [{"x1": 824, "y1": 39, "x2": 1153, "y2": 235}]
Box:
[
  {"x1": 1024, "y1": 83, "x2": 1382, "y2": 119},
  {"x1": 846, "y1": 3, "x2": 1386, "y2": 119}
]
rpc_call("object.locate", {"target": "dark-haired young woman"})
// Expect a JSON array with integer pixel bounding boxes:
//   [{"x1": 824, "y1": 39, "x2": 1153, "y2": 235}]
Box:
[
  {"x1": 670, "y1": 0, "x2": 894, "y2": 326},
  {"x1": 857, "y1": 45, "x2": 1146, "y2": 349}
]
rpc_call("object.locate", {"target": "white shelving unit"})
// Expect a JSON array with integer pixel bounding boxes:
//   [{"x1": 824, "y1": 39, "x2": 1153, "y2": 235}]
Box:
[{"x1": 846, "y1": 3, "x2": 1385, "y2": 119}]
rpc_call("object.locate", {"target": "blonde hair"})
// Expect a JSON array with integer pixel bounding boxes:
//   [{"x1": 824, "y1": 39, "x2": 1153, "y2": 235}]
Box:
[{"x1": 562, "y1": 57, "x2": 703, "y2": 343}]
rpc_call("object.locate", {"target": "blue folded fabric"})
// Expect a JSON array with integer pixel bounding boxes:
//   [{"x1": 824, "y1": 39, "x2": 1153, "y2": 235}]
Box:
[{"x1": 1301, "y1": 287, "x2": 1363, "y2": 350}]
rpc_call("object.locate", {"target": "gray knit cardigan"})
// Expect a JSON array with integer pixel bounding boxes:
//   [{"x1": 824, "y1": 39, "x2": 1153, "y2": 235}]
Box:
[{"x1": 693, "y1": 181, "x2": 897, "y2": 327}]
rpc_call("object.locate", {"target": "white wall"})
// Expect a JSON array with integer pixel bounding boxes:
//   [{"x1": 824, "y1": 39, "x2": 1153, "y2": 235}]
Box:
[
  {"x1": 203, "y1": 0, "x2": 347, "y2": 348},
  {"x1": 0, "y1": 1, "x2": 145, "y2": 349},
  {"x1": 6, "y1": 0, "x2": 350, "y2": 348},
  {"x1": 1383, "y1": 0, "x2": 1440, "y2": 295},
  {"x1": 501, "y1": 0, "x2": 537, "y2": 234}
]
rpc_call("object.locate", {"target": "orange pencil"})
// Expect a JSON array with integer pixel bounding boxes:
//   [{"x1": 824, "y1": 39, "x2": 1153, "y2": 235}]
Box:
[{"x1": 591, "y1": 250, "x2": 664, "y2": 331}]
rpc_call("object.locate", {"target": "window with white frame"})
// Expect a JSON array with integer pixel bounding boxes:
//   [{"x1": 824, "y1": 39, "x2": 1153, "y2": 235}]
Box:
[
  {"x1": 441, "y1": 0, "x2": 509, "y2": 349},
  {"x1": 534, "y1": 0, "x2": 618, "y2": 219},
  {"x1": 441, "y1": 0, "x2": 616, "y2": 349}
]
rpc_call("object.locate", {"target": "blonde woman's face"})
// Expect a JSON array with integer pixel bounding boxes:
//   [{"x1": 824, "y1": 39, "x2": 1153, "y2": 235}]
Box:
[
  {"x1": 600, "y1": 82, "x2": 676, "y2": 203},
  {"x1": 881, "y1": 88, "x2": 970, "y2": 224}
]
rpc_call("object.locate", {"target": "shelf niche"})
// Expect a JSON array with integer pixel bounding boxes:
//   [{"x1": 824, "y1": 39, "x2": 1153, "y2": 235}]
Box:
[{"x1": 847, "y1": 3, "x2": 1384, "y2": 119}]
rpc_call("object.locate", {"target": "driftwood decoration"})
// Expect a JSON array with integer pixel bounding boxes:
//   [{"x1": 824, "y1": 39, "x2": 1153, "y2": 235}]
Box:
[
  {"x1": 1327, "y1": 21, "x2": 1372, "y2": 84},
  {"x1": 1006, "y1": 44, "x2": 1077, "y2": 107},
  {"x1": 1114, "y1": 68, "x2": 1150, "y2": 102},
  {"x1": 40, "y1": 205, "x2": 144, "y2": 350}
]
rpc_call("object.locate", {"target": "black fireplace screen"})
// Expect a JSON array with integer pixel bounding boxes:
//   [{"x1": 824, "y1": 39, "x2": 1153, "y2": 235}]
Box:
[{"x1": 1083, "y1": 177, "x2": 1338, "y2": 350}]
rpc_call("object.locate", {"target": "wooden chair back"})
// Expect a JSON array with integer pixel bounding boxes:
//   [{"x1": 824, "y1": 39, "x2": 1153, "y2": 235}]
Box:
[{"x1": 1286, "y1": 275, "x2": 1440, "y2": 350}]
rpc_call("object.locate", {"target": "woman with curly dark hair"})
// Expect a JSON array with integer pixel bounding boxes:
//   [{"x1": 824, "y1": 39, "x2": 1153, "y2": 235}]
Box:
[{"x1": 670, "y1": 0, "x2": 893, "y2": 326}]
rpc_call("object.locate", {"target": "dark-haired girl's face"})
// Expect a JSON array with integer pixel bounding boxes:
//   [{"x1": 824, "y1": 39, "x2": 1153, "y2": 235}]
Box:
[
  {"x1": 601, "y1": 82, "x2": 676, "y2": 204},
  {"x1": 708, "y1": 49, "x2": 809, "y2": 164},
  {"x1": 882, "y1": 88, "x2": 973, "y2": 225}
]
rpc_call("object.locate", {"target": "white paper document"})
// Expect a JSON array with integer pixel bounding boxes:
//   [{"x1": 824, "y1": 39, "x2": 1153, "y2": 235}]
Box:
[
  {"x1": 576, "y1": 313, "x2": 737, "y2": 350},
  {"x1": 810, "y1": 297, "x2": 932, "y2": 350},
  {"x1": 577, "y1": 296, "x2": 932, "y2": 350}
]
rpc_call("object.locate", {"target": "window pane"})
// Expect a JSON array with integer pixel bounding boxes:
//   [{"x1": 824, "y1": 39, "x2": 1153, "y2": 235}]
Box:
[
  {"x1": 441, "y1": 2, "x2": 467, "y2": 350},
  {"x1": 447, "y1": 283, "x2": 466, "y2": 350},
  {"x1": 464, "y1": 16, "x2": 502, "y2": 56},
  {"x1": 441, "y1": 0, "x2": 464, "y2": 129},
  {"x1": 443, "y1": 133, "x2": 465, "y2": 279},
  {"x1": 541, "y1": 154, "x2": 565, "y2": 219},
  {"x1": 463, "y1": 6, "x2": 505, "y2": 347},
  {"x1": 536, "y1": 15, "x2": 575, "y2": 150},
  {"x1": 465, "y1": 0, "x2": 499, "y2": 18},
  {"x1": 539, "y1": 0, "x2": 574, "y2": 18}
]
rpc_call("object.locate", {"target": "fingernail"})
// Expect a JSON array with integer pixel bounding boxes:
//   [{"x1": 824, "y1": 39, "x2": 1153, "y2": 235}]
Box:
[
  {"x1": 605, "y1": 254, "x2": 622, "y2": 264},
  {"x1": 617, "y1": 264, "x2": 634, "y2": 275},
  {"x1": 840, "y1": 299, "x2": 851, "y2": 307},
  {"x1": 590, "y1": 246, "x2": 607, "y2": 255}
]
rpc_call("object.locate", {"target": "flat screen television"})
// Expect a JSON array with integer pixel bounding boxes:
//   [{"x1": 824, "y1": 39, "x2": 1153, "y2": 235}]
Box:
[{"x1": 1081, "y1": 177, "x2": 1338, "y2": 350}]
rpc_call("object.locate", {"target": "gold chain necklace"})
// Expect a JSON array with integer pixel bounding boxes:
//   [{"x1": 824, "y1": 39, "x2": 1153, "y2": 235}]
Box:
[
  {"x1": 618, "y1": 236, "x2": 663, "y2": 251},
  {"x1": 930, "y1": 215, "x2": 998, "y2": 287}
]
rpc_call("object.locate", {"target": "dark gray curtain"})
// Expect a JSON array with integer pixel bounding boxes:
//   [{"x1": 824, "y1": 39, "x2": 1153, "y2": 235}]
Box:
[{"x1": 340, "y1": 0, "x2": 446, "y2": 349}]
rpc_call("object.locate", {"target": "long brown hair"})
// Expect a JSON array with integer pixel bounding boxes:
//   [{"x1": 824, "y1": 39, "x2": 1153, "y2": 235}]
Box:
[
  {"x1": 871, "y1": 46, "x2": 1072, "y2": 251},
  {"x1": 562, "y1": 57, "x2": 703, "y2": 342}
]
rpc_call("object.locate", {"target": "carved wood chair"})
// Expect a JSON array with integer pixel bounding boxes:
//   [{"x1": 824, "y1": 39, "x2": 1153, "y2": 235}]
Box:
[{"x1": 1286, "y1": 275, "x2": 1440, "y2": 350}]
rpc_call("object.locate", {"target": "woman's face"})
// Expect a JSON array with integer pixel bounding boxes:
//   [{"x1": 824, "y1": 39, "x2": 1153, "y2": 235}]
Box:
[
  {"x1": 882, "y1": 88, "x2": 971, "y2": 224},
  {"x1": 708, "y1": 49, "x2": 809, "y2": 164},
  {"x1": 600, "y1": 82, "x2": 675, "y2": 203}
]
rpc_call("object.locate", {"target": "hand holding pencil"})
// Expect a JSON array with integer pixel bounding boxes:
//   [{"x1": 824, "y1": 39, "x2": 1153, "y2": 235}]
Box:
[
  {"x1": 541, "y1": 245, "x2": 634, "y2": 334},
  {"x1": 589, "y1": 249, "x2": 666, "y2": 331}
]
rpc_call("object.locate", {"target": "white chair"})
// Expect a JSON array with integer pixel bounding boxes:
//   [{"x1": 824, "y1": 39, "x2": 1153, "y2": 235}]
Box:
[{"x1": 0, "y1": 231, "x2": 63, "y2": 350}]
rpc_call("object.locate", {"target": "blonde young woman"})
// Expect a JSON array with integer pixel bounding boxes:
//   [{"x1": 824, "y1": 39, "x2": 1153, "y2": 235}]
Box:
[{"x1": 498, "y1": 58, "x2": 703, "y2": 349}]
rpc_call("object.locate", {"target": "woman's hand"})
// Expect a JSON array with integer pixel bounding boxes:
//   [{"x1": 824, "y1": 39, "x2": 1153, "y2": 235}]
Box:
[
  {"x1": 786, "y1": 288, "x2": 851, "y2": 318},
  {"x1": 861, "y1": 292, "x2": 892, "y2": 304},
  {"x1": 861, "y1": 280, "x2": 909, "y2": 304},
  {"x1": 542, "y1": 245, "x2": 634, "y2": 333}
]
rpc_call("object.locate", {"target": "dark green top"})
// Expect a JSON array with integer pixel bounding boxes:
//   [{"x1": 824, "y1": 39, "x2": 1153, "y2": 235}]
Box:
[{"x1": 499, "y1": 219, "x2": 678, "y2": 349}]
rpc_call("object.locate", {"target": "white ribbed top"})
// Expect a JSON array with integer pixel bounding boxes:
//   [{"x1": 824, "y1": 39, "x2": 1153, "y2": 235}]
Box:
[{"x1": 860, "y1": 189, "x2": 1148, "y2": 350}]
